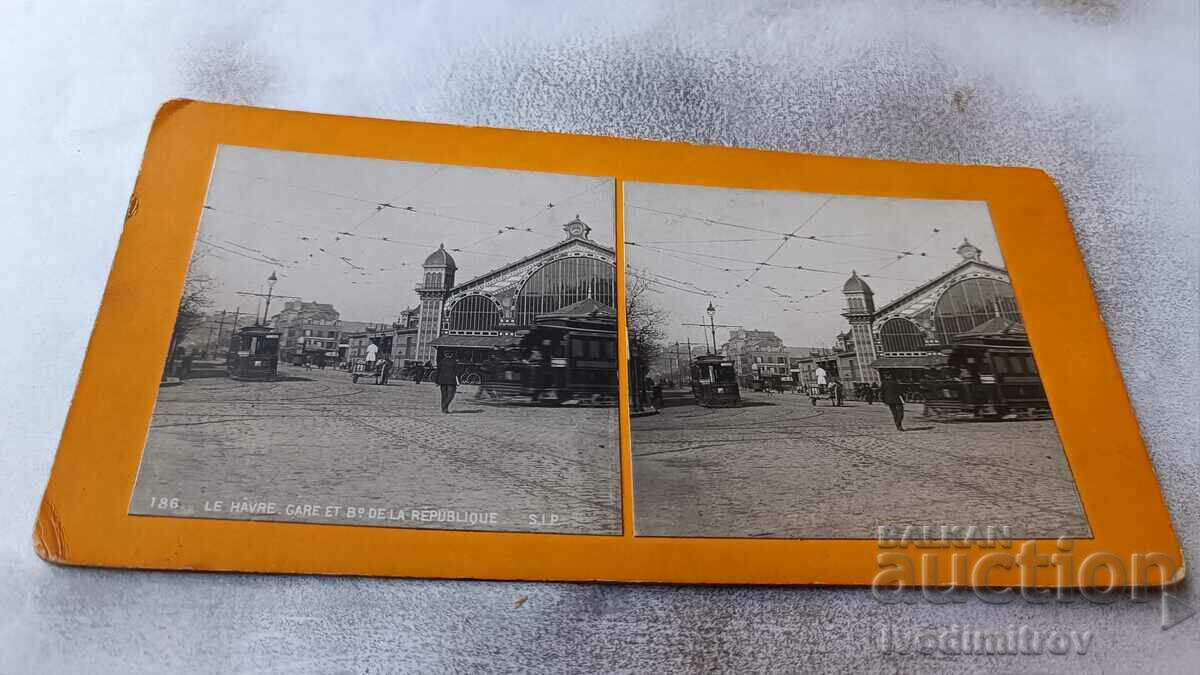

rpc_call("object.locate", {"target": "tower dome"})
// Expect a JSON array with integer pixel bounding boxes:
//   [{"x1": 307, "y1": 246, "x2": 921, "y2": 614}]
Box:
[
  {"x1": 842, "y1": 270, "x2": 873, "y2": 295},
  {"x1": 423, "y1": 243, "x2": 457, "y2": 270}
]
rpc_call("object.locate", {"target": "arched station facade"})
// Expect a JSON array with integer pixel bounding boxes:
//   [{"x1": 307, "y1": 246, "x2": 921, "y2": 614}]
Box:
[
  {"x1": 415, "y1": 216, "x2": 617, "y2": 366},
  {"x1": 841, "y1": 238, "x2": 1029, "y2": 386}
]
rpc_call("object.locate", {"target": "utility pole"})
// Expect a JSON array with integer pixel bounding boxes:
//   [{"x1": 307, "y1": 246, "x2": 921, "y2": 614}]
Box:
[
  {"x1": 685, "y1": 337, "x2": 693, "y2": 386},
  {"x1": 213, "y1": 310, "x2": 228, "y2": 359},
  {"x1": 205, "y1": 323, "x2": 217, "y2": 357},
  {"x1": 682, "y1": 319, "x2": 741, "y2": 355},
  {"x1": 236, "y1": 272, "x2": 298, "y2": 327},
  {"x1": 673, "y1": 341, "x2": 682, "y2": 387}
]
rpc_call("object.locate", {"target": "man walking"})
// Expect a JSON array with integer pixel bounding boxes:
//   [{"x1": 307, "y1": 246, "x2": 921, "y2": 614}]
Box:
[
  {"x1": 880, "y1": 372, "x2": 905, "y2": 431},
  {"x1": 437, "y1": 351, "x2": 459, "y2": 413}
]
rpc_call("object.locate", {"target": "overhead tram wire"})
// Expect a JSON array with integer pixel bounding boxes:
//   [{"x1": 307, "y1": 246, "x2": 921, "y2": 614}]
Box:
[
  {"x1": 216, "y1": 166, "x2": 382, "y2": 206},
  {"x1": 864, "y1": 227, "x2": 945, "y2": 276},
  {"x1": 196, "y1": 237, "x2": 292, "y2": 268},
  {"x1": 457, "y1": 177, "x2": 612, "y2": 251},
  {"x1": 739, "y1": 194, "x2": 836, "y2": 289},
  {"x1": 202, "y1": 204, "x2": 513, "y2": 267},
  {"x1": 629, "y1": 240, "x2": 928, "y2": 282},
  {"x1": 213, "y1": 169, "x2": 613, "y2": 267},
  {"x1": 343, "y1": 165, "x2": 452, "y2": 235},
  {"x1": 627, "y1": 268, "x2": 718, "y2": 297},
  {"x1": 628, "y1": 202, "x2": 939, "y2": 257},
  {"x1": 211, "y1": 168, "x2": 560, "y2": 251}
]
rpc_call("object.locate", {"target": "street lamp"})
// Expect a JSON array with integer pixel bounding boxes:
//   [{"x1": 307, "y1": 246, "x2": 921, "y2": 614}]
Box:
[
  {"x1": 262, "y1": 271, "x2": 278, "y2": 324},
  {"x1": 706, "y1": 301, "x2": 718, "y2": 355}
]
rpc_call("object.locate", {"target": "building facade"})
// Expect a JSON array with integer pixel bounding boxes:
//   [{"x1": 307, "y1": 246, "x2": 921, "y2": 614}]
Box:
[
  {"x1": 840, "y1": 238, "x2": 1024, "y2": 385},
  {"x1": 269, "y1": 300, "x2": 384, "y2": 364},
  {"x1": 721, "y1": 329, "x2": 791, "y2": 389},
  {"x1": 413, "y1": 216, "x2": 617, "y2": 365},
  {"x1": 345, "y1": 309, "x2": 421, "y2": 365}
]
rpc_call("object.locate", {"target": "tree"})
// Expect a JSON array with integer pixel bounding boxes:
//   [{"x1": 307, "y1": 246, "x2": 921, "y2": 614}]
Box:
[
  {"x1": 625, "y1": 268, "x2": 669, "y2": 407},
  {"x1": 165, "y1": 250, "x2": 214, "y2": 376}
]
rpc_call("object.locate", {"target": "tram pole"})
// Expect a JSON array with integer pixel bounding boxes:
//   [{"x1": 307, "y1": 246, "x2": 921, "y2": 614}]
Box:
[
  {"x1": 629, "y1": 326, "x2": 641, "y2": 412},
  {"x1": 685, "y1": 337, "x2": 692, "y2": 387},
  {"x1": 213, "y1": 310, "x2": 228, "y2": 360}
]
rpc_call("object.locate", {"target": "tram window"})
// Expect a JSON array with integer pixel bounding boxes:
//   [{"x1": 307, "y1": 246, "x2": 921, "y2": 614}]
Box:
[
  {"x1": 588, "y1": 340, "x2": 601, "y2": 359},
  {"x1": 1008, "y1": 356, "x2": 1025, "y2": 374},
  {"x1": 993, "y1": 357, "x2": 1008, "y2": 374},
  {"x1": 572, "y1": 339, "x2": 585, "y2": 358},
  {"x1": 604, "y1": 341, "x2": 615, "y2": 360},
  {"x1": 1026, "y1": 357, "x2": 1038, "y2": 375}
]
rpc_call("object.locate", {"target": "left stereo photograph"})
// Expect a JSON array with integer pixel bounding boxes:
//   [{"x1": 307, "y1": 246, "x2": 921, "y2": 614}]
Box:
[{"x1": 129, "y1": 146, "x2": 622, "y2": 535}]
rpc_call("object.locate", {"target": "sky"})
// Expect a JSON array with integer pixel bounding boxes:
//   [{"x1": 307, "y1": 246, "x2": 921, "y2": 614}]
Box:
[
  {"x1": 190, "y1": 146, "x2": 615, "y2": 323},
  {"x1": 623, "y1": 182, "x2": 1005, "y2": 351}
]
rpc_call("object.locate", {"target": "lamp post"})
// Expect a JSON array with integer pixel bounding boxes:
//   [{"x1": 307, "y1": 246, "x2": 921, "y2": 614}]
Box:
[
  {"x1": 706, "y1": 301, "x2": 718, "y2": 356},
  {"x1": 262, "y1": 271, "x2": 278, "y2": 325}
]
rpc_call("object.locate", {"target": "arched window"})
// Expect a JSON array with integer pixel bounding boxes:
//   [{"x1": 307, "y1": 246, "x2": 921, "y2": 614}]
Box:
[
  {"x1": 514, "y1": 256, "x2": 616, "y2": 326},
  {"x1": 933, "y1": 278, "x2": 1021, "y2": 343},
  {"x1": 447, "y1": 295, "x2": 501, "y2": 333},
  {"x1": 878, "y1": 318, "x2": 927, "y2": 353}
]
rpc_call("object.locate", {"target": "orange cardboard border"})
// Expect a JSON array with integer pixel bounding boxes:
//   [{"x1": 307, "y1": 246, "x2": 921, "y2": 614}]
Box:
[{"x1": 35, "y1": 100, "x2": 1183, "y2": 587}]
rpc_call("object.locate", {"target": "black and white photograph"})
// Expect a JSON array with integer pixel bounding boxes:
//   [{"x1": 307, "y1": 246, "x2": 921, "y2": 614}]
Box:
[
  {"x1": 129, "y1": 147, "x2": 621, "y2": 534},
  {"x1": 624, "y1": 182, "x2": 1090, "y2": 539}
]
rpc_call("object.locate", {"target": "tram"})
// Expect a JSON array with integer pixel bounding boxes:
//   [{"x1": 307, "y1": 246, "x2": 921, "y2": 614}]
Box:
[
  {"x1": 226, "y1": 325, "x2": 280, "y2": 381},
  {"x1": 690, "y1": 354, "x2": 741, "y2": 407},
  {"x1": 289, "y1": 336, "x2": 338, "y2": 368},
  {"x1": 479, "y1": 325, "x2": 618, "y2": 404},
  {"x1": 920, "y1": 319, "x2": 1050, "y2": 420}
]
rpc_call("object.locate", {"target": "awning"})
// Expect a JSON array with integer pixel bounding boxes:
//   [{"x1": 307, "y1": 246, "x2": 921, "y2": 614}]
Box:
[
  {"x1": 427, "y1": 334, "x2": 521, "y2": 349},
  {"x1": 868, "y1": 355, "x2": 947, "y2": 369},
  {"x1": 535, "y1": 297, "x2": 616, "y2": 321}
]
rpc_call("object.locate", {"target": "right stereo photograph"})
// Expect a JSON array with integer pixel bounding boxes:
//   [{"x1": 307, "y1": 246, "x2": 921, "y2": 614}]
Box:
[{"x1": 623, "y1": 181, "x2": 1091, "y2": 540}]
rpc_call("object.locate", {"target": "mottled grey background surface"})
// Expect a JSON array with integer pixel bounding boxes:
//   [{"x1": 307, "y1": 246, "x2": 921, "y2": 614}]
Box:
[{"x1": 2, "y1": 1, "x2": 1197, "y2": 672}]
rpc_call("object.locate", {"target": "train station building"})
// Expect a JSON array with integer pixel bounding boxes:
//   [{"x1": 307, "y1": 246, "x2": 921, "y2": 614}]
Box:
[
  {"x1": 836, "y1": 238, "x2": 1025, "y2": 387},
  {"x1": 413, "y1": 216, "x2": 617, "y2": 366}
]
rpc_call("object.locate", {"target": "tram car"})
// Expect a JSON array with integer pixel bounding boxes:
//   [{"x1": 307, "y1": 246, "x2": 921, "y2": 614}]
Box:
[
  {"x1": 289, "y1": 336, "x2": 338, "y2": 368},
  {"x1": 480, "y1": 324, "x2": 618, "y2": 404},
  {"x1": 226, "y1": 325, "x2": 280, "y2": 381},
  {"x1": 690, "y1": 355, "x2": 741, "y2": 407},
  {"x1": 920, "y1": 318, "x2": 1050, "y2": 420}
]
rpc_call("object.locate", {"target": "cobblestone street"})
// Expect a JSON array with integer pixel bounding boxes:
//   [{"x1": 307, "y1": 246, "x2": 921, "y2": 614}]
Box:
[
  {"x1": 631, "y1": 390, "x2": 1090, "y2": 539},
  {"x1": 130, "y1": 365, "x2": 621, "y2": 534}
]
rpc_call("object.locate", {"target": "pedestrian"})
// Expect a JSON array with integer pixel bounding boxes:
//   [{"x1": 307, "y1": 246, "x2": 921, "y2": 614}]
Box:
[
  {"x1": 415, "y1": 360, "x2": 431, "y2": 384},
  {"x1": 437, "y1": 351, "x2": 459, "y2": 413},
  {"x1": 652, "y1": 381, "x2": 664, "y2": 410},
  {"x1": 864, "y1": 383, "x2": 876, "y2": 405},
  {"x1": 881, "y1": 372, "x2": 905, "y2": 431},
  {"x1": 378, "y1": 358, "x2": 393, "y2": 385},
  {"x1": 832, "y1": 380, "x2": 844, "y2": 407}
]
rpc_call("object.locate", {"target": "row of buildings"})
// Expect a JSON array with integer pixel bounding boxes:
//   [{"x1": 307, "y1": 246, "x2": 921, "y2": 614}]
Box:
[
  {"x1": 288, "y1": 216, "x2": 617, "y2": 370},
  {"x1": 685, "y1": 238, "x2": 1028, "y2": 392}
]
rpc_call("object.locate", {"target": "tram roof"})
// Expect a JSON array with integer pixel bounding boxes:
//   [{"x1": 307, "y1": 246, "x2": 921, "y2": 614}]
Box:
[
  {"x1": 868, "y1": 355, "x2": 948, "y2": 369},
  {"x1": 427, "y1": 334, "x2": 522, "y2": 349},
  {"x1": 235, "y1": 324, "x2": 279, "y2": 335}
]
